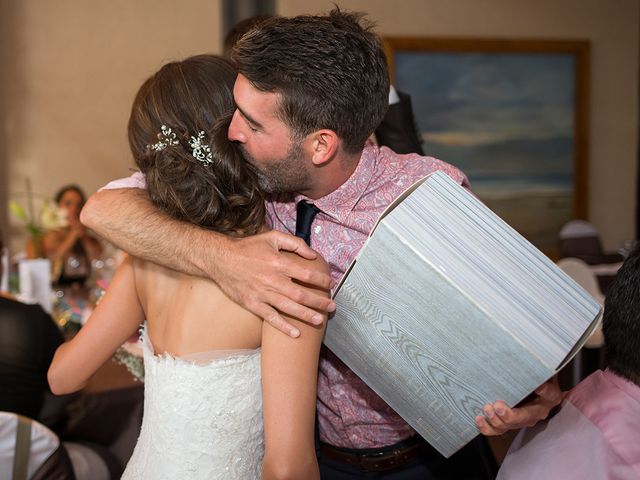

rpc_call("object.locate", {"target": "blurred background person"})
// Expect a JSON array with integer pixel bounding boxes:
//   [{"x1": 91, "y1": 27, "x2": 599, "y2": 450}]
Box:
[{"x1": 29, "y1": 184, "x2": 102, "y2": 287}]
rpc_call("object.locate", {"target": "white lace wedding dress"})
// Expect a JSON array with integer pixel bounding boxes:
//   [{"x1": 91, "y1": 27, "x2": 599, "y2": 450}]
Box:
[{"x1": 121, "y1": 327, "x2": 263, "y2": 479}]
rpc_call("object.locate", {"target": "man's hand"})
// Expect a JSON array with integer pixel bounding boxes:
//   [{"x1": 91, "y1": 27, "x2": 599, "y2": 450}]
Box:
[
  {"x1": 82, "y1": 187, "x2": 335, "y2": 337},
  {"x1": 207, "y1": 230, "x2": 335, "y2": 338},
  {"x1": 475, "y1": 377, "x2": 563, "y2": 435}
]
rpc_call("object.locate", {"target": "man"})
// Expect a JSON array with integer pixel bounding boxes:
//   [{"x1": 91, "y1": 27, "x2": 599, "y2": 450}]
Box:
[
  {"x1": 0, "y1": 233, "x2": 64, "y2": 420},
  {"x1": 0, "y1": 232, "x2": 79, "y2": 479},
  {"x1": 498, "y1": 246, "x2": 640, "y2": 479},
  {"x1": 223, "y1": 13, "x2": 426, "y2": 157},
  {"x1": 83, "y1": 9, "x2": 561, "y2": 478}
]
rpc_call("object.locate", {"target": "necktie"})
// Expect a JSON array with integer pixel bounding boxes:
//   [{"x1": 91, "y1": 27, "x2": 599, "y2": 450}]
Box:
[{"x1": 295, "y1": 200, "x2": 320, "y2": 246}]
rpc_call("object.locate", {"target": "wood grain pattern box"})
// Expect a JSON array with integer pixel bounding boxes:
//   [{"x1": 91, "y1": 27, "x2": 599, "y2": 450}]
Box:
[{"x1": 326, "y1": 171, "x2": 602, "y2": 457}]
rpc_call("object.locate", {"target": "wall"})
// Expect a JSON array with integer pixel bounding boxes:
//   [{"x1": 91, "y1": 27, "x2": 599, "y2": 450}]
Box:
[
  {"x1": 279, "y1": 0, "x2": 640, "y2": 251},
  {"x1": 3, "y1": 0, "x2": 221, "y2": 253},
  {"x1": 2, "y1": 0, "x2": 638, "y2": 253}
]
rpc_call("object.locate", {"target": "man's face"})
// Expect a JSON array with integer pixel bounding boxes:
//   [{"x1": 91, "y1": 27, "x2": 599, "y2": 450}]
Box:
[{"x1": 228, "y1": 74, "x2": 311, "y2": 194}]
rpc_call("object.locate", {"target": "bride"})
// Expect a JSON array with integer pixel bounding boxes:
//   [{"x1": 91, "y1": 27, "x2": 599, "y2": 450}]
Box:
[{"x1": 47, "y1": 54, "x2": 328, "y2": 479}]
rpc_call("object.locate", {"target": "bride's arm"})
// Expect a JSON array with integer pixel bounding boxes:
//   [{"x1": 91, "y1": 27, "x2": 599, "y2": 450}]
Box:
[
  {"x1": 48, "y1": 255, "x2": 145, "y2": 394},
  {"x1": 261, "y1": 253, "x2": 329, "y2": 480}
]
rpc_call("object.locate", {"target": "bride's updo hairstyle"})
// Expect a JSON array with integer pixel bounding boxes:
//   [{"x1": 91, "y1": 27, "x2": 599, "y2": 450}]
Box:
[{"x1": 128, "y1": 54, "x2": 264, "y2": 237}]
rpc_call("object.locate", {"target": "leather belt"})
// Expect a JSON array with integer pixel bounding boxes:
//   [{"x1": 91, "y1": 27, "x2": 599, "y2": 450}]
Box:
[{"x1": 319, "y1": 438, "x2": 431, "y2": 473}]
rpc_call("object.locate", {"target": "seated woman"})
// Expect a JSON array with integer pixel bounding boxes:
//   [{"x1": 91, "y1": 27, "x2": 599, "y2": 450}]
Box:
[
  {"x1": 29, "y1": 185, "x2": 102, "y2": 286},
  {"x1": 48, "y1": 54, "x2": 328, "y2": 479}
]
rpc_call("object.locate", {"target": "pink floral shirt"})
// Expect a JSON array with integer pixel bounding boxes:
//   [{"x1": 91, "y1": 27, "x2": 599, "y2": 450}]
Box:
[
  {"x1": 267, "y1": 142, "x2": 469, "y2": 448},
  {"x1": 101, "y1": 142, "x2": 469, "y2": 449}
]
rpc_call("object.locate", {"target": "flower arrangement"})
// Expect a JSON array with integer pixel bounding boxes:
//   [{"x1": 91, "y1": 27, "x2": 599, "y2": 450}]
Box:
[
  {"x1": 114, "y1": 342, "x2": 145, "y2": 382},
  {"x1": 9, "y1": 179, "x2": 67, "y2": 257}
]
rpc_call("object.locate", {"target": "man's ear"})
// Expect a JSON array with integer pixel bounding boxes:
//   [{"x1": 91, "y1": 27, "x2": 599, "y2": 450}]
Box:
[{"x1": 309, "y1": 129, "x2": 339, "y2": 166}]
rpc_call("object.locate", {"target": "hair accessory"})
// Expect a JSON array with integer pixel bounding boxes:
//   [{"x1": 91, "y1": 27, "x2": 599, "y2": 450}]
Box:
[
  {"x1": 149, "y1": 125, "x2": 179, "y2": 151},
  {"x1": 189, "y1": 131, "x2": 213, "y2": 166}
]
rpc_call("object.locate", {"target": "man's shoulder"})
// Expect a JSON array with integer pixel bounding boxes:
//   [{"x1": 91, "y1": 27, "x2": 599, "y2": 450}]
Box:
[
  {"x1": 372, "y1": 145, "x2": 469, "y2": 187},
  {"x1": 0, "y1": 295, "x2": 44, "y2": 316},
  {"x1": 0, "y1": 296, "x2": 54, "y2": 339}
]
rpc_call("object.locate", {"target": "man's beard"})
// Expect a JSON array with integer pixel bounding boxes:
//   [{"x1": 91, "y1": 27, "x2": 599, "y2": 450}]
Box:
[{"x1": 240, "y1": 140, "x2": 312, "y2": 194}]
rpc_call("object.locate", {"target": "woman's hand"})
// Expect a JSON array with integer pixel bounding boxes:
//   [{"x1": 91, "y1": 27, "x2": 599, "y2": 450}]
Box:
[{"x1": 475, "y1": 377, "x2": 563, "y2": 435}]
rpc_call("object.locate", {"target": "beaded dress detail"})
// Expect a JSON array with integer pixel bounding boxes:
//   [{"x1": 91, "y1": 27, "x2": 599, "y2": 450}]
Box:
[{"x1": 122, "y1": 326, "x2": 263, "y2": 479}]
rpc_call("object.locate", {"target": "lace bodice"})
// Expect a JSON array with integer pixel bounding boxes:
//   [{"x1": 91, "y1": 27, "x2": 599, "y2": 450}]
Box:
[{"x1": 122, "y1": 328, "x2": 263, "y2": 479}]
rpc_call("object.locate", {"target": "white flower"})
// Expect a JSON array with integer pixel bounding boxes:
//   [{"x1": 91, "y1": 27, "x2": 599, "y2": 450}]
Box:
[{"x1": 40, "y1": 200, "x2": 68, "y2": 230}]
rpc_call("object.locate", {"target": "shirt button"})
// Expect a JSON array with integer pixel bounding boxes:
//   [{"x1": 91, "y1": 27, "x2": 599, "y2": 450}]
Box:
[{"x1": 314, "y1": 225, "x2": 322, "y2": 234}]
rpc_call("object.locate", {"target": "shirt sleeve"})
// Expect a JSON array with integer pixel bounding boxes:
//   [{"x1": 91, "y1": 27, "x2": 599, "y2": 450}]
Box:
[{"x1": 99, "y1": 171, "x2": 147, "y2": 191}]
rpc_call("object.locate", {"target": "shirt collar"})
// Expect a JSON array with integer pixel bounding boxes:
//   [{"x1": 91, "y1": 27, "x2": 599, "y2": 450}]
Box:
[
  {"x1": 294, "y1": 141, "x2": 379, "y2": 223},
  {"x1": 604, "y1": 368, "x2": 640, "y2": 404}
]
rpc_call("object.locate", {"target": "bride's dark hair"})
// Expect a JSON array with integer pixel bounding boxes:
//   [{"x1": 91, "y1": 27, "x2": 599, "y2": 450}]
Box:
[{"x1": 128, "y1": 54, "x2": 264, "y2": 237}]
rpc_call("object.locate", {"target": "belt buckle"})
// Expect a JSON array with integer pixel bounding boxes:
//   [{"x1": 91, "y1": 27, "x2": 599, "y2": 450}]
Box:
[
  {"x1": 357, "y1": 447, "x2": 399, "y2": 472},
  {"x1": 359, "y1": 450, "x2": 385, "y2": 459}
]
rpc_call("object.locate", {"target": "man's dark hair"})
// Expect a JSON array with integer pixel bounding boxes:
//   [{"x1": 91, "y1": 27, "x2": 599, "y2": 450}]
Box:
[
  {"x1": 128, "y1": 54, "x2": 265, "y2": 237},
  {"x1": 232, "y1": 8, "x2": 390, "y2": 154},
  {"x1": 603, "y1": 245, "x2": 640, "y2": 385}
]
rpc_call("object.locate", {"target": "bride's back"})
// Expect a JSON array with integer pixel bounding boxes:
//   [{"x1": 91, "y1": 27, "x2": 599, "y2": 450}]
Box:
[
  {"x1": 122, "y1": 55, "x2": 272, "y2": 477},
  {"x1": 124, "y1": 260, "x2": 265, "y2": 480},
  {"x1": 133, "y1": 259, "x2": 262, "y2": 356},
  {"x1": 125, "y1": 54, "x2": 267, "y2": 357}
]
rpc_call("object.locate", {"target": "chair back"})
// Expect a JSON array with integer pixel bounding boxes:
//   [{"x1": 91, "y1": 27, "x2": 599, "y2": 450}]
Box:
[
  {"x1": 558, "y1": 220, "x2": 604, "y2": 260},
  {"x1": 557, "y1": 258, "x2": 605, "y2": 348},
  {"x1": 0, "y1": 412, "x2": 75, "y2": 480},
  {"x1": 557, "y1": 257, "x2": 605, "y2": 304}
]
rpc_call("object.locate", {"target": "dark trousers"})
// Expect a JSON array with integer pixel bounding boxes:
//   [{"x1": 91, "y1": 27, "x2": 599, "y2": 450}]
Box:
[{"x1": 319, "y1": 436, "x2": 497, "y2": 480}]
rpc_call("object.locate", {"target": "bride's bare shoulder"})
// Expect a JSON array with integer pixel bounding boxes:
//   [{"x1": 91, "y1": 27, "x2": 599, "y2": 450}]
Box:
[{"x1": 282, "y1": 250, "x2": 329, "y2": 274}]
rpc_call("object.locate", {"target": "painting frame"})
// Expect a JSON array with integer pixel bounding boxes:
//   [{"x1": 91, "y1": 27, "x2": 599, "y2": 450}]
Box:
[{"x1": 383, "y1": 37, "x2": 590, "y2": 256}]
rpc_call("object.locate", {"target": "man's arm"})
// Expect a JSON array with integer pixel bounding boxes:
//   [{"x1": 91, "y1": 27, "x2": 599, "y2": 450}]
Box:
[{"x1": 81, "y1": 188, "x2": 335, "y2": 337}]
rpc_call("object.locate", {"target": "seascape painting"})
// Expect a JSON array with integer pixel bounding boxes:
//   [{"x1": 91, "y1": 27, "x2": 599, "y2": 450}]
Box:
[{"x1": 386, "y1": 39, "x2": 589, "y2": 254}]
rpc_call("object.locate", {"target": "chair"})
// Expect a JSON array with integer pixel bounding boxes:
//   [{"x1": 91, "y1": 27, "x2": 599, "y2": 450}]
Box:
[
  {"x1": 0, "y1": 412, "x2": 112, "y2": 480},
  {"x1": 0, "y1": 411, "x2": 75, "y2": 480},
  {"x1": 557, "y1": 257, "x2": 605, "y2": 348},
  {"x1": 556, "y1": 258, "x2": 606, "y2": 389},
  {"x1": 558, "y1": 220, "x2": 623, "y2": 265},
  {"x1": 557, "y1": 257, "x2": 605, "y2": 305}
]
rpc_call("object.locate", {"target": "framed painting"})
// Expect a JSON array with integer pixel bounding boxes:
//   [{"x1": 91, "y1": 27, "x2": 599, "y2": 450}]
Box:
[{"x1": 383, "y1": 37, "x2": 590, "y2": 256}]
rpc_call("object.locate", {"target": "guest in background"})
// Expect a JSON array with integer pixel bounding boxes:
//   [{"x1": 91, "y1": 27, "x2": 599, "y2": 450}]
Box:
[
  {"x1": 497, "y1": 245, "x2": 640, "y2": 480},
  {"x1": 223, "y1": 14, "x2": 273, "y2": 58},
  {"x1": 0, "y1": 231, "x2": 64, "y2": 419},
  {"x1": 0, "y1": 236, "x2": 83, "y2": 478},
  {"x1": 0, "y1": 231, "x2": 119, "y2": 479},
  {"x1": 31, "y1": 184, "x2": 102, "y2": 286}
]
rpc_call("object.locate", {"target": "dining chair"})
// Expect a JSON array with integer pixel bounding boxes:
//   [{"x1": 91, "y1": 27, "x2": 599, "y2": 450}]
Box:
[
  {"x1": 0, "y1": 411, "x2": 74, "y2": 480},
  {"x1": 556, "y1": 257, "x2": 606, "y2": 389},
  {"x1": 0, "y1": 411, "x2": 113, "y2": 480},
  {"x1": 558, "y1": 220, "x2": 623, "y2": 265}
]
